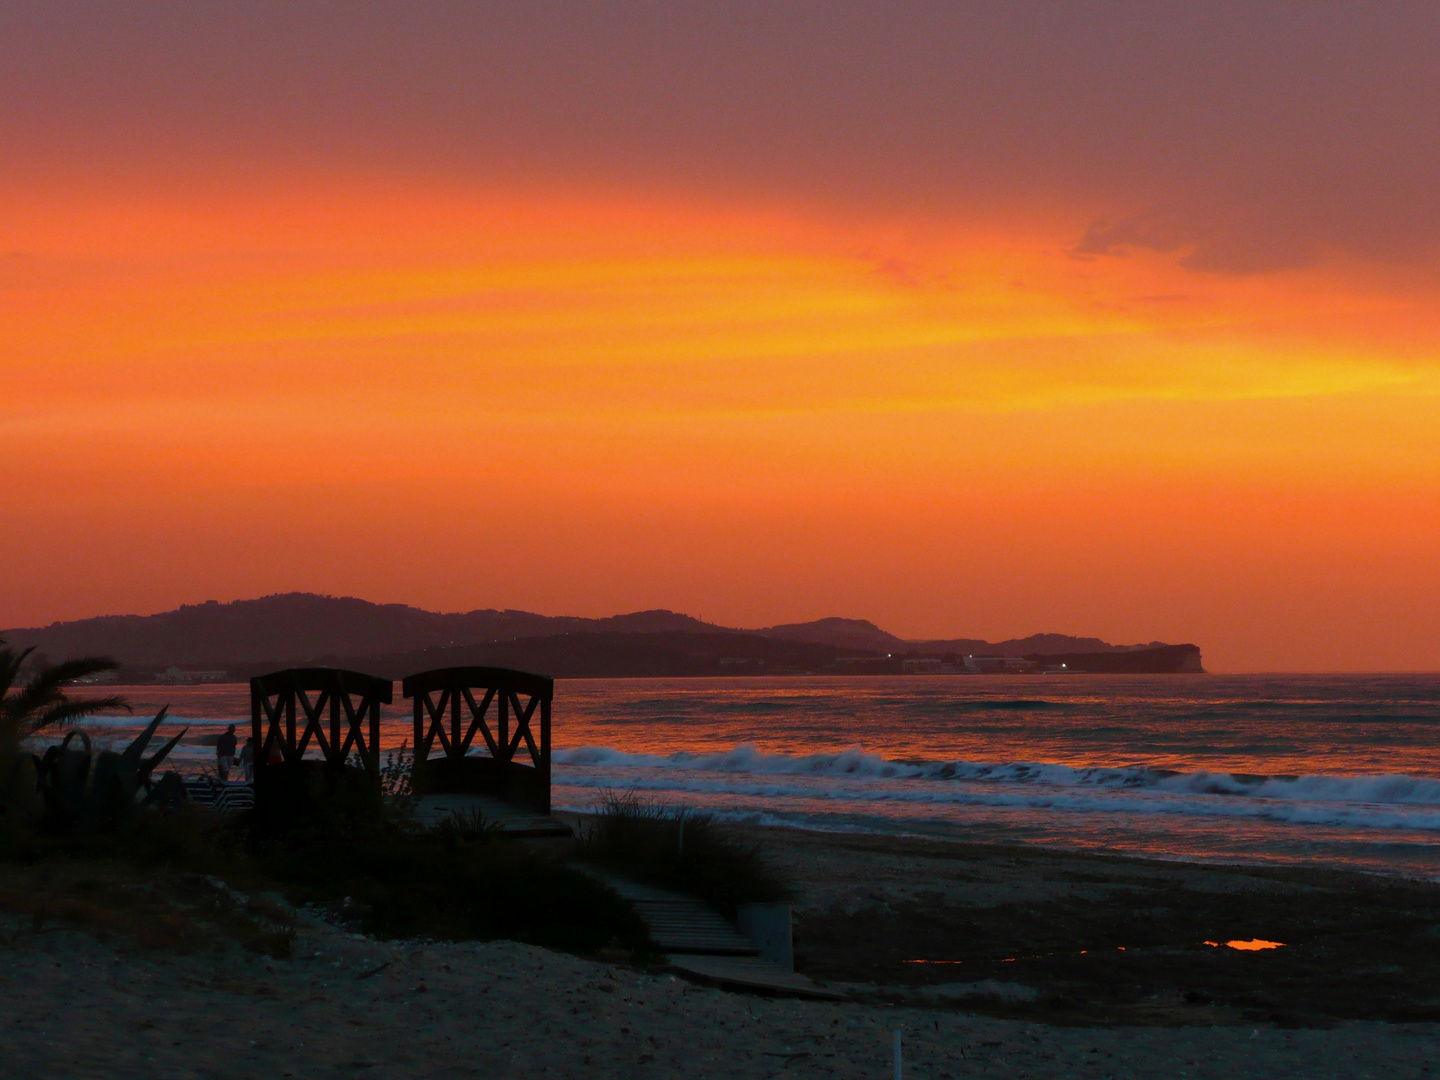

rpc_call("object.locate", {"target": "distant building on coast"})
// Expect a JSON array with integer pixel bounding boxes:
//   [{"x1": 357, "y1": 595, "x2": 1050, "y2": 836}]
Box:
[
  {"x1": 153, "y1": 666, "x2": 229, "y2": 684},
  {"x1": 717, "y1": 657, "x2": 765, "y2": 671},
  {"x1": 901, "y1": 657, "x2": 961, "y2": 674},
  {"x1": 834, "y1": 655, "x2": 901, "y2": 674},
  {"x1": 963, "y1": 655, "x2": 1040, "y2": 674}
]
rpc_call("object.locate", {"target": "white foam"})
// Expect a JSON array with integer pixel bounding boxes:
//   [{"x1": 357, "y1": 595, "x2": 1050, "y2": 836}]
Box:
[
  {"x1": 551, "y1": 742, "x2": 1440, "y2": 833},
  {"x1": 554, "y1": 742, "x2": 1440, "y2": 804},
  {"x1": 56, "y1": 714, "x2": 237, "y2": 730}
]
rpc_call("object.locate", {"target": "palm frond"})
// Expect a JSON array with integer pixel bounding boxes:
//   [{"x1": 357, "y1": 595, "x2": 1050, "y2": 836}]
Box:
[
  {"x1": 0, "y1": 645, "x2": 128, "y2": 736},
  {"x1": 0, "y1": 641, "x2": 35, "y2": 700},
  {"x1": 28, "y1": 696, "x2": 131, "y2": 733},
  {"x1": 3, "y1": 658, "x2": 121, "y2": 715}
]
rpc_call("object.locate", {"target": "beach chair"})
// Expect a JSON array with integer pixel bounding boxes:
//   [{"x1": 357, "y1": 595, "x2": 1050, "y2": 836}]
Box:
[{"x1": 181, "y1": 777, "x2": 256, "y2": 814}]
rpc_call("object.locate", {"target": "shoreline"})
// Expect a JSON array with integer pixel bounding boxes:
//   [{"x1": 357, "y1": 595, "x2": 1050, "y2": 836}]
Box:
[{"x1": 649, "y1": 811, "x2": 1440, "y2": 884}]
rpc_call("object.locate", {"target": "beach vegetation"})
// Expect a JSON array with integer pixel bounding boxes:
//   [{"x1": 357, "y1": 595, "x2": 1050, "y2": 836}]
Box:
[
  {"x1": 378, "y1": 741, "x2": 415, "y2": 800},
  {"x1": 575, "y1": 790, "x2": 790, "y2": 917},
  {"x1": 1, "y1": 638, "x2": 131, "y2": 818},
  {"x1": 2, "y1": 642, "x2": 188, "y2": 836},
  {"x1": 0, "y1": 639, "x2": 128, "y2": 749},
  {"x1": 252, "y1": 815, "x2": 651, "y2": 954},
  {"x1": 0, "y1": 802, "x2": 294, "y2": 958},
  {"x1": 30, "y1": 709, "x2": 187, "y2": 833},
  {"x1": 0, "y1": 648, "x2": 651, "y2": 961},
  {"x1": 0, "y1": 782, "x2": 652, "y2": 962}
]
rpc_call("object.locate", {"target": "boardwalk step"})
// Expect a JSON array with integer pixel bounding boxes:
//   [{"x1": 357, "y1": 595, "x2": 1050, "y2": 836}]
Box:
[{"x1": 576, "y1": 865, "x2": 842, "y2": 998}]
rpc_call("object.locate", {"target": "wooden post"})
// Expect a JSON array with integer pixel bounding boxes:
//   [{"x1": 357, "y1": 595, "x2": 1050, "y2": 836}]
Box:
[
  {"x1": 451, "y1": 683, "x2": 461, "y2": 760},
  {"x1": 367, "y1": 692, "x2": 379, "y2": 775},
  {"x1": 250, "y1": 686, "x2": 263, "y2": 773},
  {"x1": 285, "y1": 688, "x2": 296, "y2": 764},
  {"x1": 498, "y1": 687, "x2": 510, "y2": 764},
  {"x1": 330, "y1": 684, "x2": 341, "y2": 766},
  {"x1": 540, "y1": 695, "x2": 551, "y2": 814},
  {"x1": 412, "y1": 688, "x2": 425, "y2": 790}
]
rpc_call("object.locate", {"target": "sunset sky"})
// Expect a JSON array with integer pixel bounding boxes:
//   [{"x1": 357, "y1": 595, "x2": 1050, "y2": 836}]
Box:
[{"x1": 4, "y1": 4, "x2": 1440, "y2": 670}]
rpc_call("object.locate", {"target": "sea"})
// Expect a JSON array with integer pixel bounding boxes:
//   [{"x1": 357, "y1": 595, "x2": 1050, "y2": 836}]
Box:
[{"x1": 70, "y1": 674, "x2": 1440, "y2": 879}]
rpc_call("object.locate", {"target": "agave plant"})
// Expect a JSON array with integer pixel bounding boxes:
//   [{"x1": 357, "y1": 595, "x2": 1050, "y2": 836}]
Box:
[
  {"x1": 2, "y1": 638, "x2": 186, "y2": 830},
  {"x1": 33, "y1": 707, "x2": 188, "y2": 831}
]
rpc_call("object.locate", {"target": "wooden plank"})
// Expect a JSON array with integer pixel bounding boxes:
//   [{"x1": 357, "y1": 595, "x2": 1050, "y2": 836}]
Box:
[
  {"x1": 460, "y1": 686, "x2": 498, "y2": 758},
  {"x1": 664, "y1": 955, "x2": 845, "y2": 1000}
]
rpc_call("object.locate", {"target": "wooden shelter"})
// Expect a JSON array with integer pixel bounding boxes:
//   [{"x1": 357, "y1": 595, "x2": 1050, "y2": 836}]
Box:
[
  {"x1": 402, "y1": 666, "x2": 554, "y2": 814},
  {"x1": 250, "y1": 667, "x2": 393, "y2": 779}
]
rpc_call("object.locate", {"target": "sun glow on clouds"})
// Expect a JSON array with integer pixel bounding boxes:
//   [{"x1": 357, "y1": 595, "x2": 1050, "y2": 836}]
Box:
[
  {"x1": 5, "y1": 181, "x2": 1430, "y2": 426},
  {"x1": 4, "y1": 177, "x2": 1440, "y2": 667}
]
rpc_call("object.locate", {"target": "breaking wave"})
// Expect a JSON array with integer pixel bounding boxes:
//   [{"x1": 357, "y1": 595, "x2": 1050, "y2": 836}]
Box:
[
  {"x1": 555, "y1": 743, "x2": 1440, "y2": 805},
  {"x1": 551, "y1": 743, "x2": 1440, "y2": 832}
]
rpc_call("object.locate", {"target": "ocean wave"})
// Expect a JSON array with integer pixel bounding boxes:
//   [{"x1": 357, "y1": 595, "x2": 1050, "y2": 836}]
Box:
[
  {"x1": 550, "y1": 769, "x2": 1440, "y2": 833},
  {"x1": 552, "y1": 743, "x2": 1440, "y2": 808},
  {"x1": 956, "y1": 699, "x2": 1067, "y2": 711},
  {"x1": 51, "y1": 714, "x2": 237, "y2": 730}
]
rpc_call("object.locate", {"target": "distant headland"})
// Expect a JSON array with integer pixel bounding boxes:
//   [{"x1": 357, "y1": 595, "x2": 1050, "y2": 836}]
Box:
[{"x1": 3, "y1": 593, "x2": 1203, "y2": 682}]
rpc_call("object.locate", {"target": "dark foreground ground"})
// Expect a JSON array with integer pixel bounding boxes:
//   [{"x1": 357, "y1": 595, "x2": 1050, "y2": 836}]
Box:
[
  {"x1": 3, "y1": 825, "x2": 1440, "y2": 1077},
  {"x1": 752, "y1": 826, "x2": 1440, "y2": 1027}
]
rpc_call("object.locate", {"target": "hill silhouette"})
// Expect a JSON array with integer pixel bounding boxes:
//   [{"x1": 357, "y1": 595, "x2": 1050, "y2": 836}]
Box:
[{"x1": 3, "y1": 593, "x2": 1200, "y2": 678}]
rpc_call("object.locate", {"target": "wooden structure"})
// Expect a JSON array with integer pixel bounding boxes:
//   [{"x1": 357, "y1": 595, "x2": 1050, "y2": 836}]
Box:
[
  {"x1": 402, "y1": 666, "x2": 553, "y2": 813},
  {"x1": 250, "y1": 668, "x2": 393, "y2": 779}
]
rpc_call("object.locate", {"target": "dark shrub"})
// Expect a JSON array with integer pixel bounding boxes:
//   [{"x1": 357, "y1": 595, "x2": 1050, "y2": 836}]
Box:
[{"x1": 253, "y1": 818, "x2": 650, "y2": 954}]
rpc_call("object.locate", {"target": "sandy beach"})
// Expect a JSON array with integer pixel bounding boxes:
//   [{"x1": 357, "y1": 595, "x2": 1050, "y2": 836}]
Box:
[
  {"x1": 4, "y1": 823, "x2": 1440, "y2": 1079},
  {"x1": 747, "y1": 826, "x2": 1440, "y2": 1027}
]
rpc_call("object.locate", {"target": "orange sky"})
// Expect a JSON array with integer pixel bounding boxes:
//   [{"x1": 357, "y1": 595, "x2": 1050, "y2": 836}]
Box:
[{"x1": 4, "y1": 6, "x2": 1440, "y2": 670}]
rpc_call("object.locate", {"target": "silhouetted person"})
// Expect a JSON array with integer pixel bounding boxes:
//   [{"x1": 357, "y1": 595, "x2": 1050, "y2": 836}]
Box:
[
  {"x1": 239, "y1": 736, "x2": 255, "y2": 783},
  {"x1": 216, "y1": 724, "x2": 238, "y2": 782}
]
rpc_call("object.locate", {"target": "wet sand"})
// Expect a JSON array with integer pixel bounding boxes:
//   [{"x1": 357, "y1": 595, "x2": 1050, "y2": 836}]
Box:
[
  {"x1": 747, "y1": 825, "x2": 1440, "y2": 1027},
  {"x1": 3, "y1": 825, "x2": 1440, "y2": 1078}
]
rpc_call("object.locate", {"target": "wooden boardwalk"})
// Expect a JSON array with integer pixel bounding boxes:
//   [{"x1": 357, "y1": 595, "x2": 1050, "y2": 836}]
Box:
[
  {"x1": 590, "y1": 874, "x2": 760, "y2": 955},
  {"x1": 581, "y1": 869, "x2": 844, "y2": 999},
  {"x1": 664, "y1": 954, "x2": 844, "y2": 999}
]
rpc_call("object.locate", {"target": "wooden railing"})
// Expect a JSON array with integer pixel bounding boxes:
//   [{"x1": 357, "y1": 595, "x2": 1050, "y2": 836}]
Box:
[
  {"x1": 402, "y1": 666, "x2": 554, "y2": 813},
  {"x1": 250, "y1": 667, "x2": 393, "y2": 778}
]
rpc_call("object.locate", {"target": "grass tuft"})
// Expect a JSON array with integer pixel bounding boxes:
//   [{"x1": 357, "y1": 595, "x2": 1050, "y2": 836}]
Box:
[{"x1": 575, "y1": 790, "x2": 790, "y2": 917}]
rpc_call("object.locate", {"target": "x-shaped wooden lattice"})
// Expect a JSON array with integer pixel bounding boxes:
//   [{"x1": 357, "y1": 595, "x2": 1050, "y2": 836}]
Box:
[
  {"x1": 415, "y1": 684, "x2": 542, "y2": 766},
  {"x1": 255, "y1": 675, "x2": 382, "y2": 771}
]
